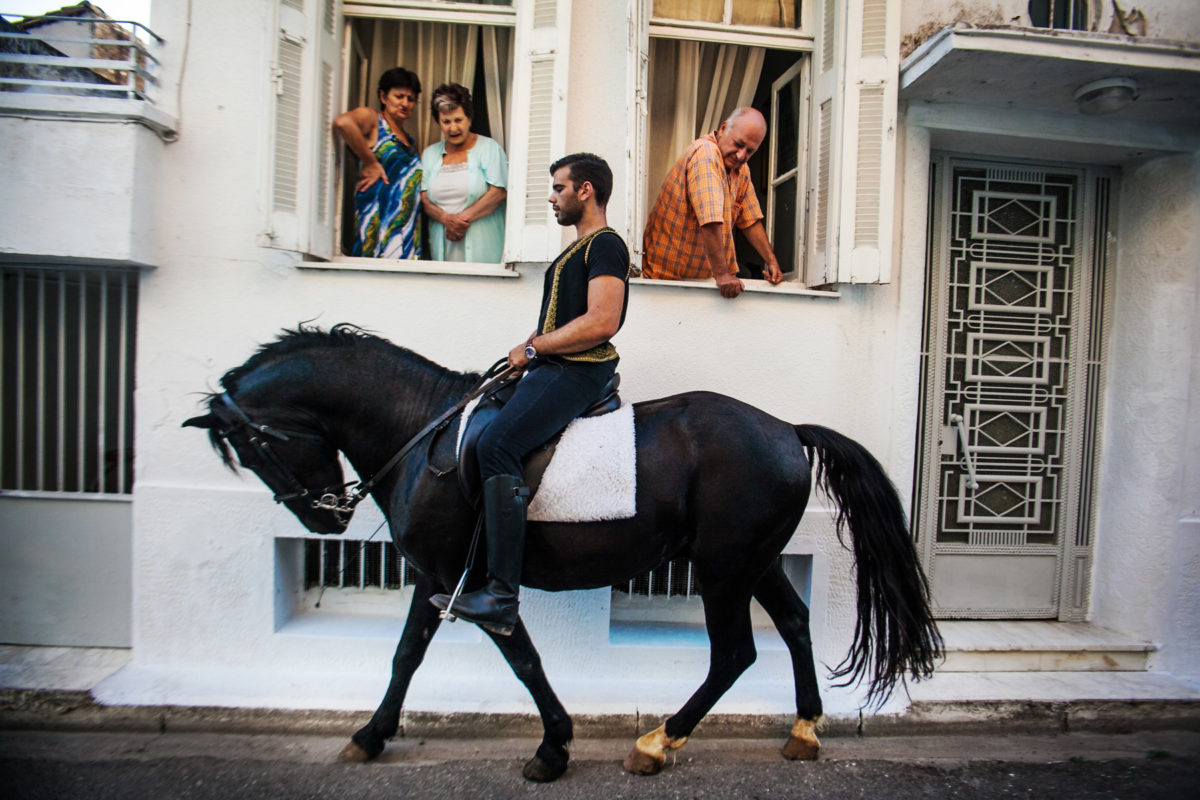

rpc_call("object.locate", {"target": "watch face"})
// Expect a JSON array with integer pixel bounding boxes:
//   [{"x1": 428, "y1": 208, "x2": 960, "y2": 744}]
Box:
[{"x1": 525, "y1": 345, "x2": 537, "y2": 359}]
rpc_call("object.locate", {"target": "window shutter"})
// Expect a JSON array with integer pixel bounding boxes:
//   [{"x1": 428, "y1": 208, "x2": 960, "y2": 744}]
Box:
[
  {"x1": 268, "y1": 0, "x2": 308, "y2": 252},
  {"x1": 806, "y1": 0, "x2": 841, "y2": 287},
  {"x1": 307, "y1": 0, "x2": 341, "y2": 259},
  {"x1": 505, "y1": 0, "x2": 573, "y2": 263},
  {"x1": 807, "y1": 0, "x2": 897, "y2": 285},
  {"x1": 627, "y1": 0, "x2": 650, "y2": 270},
  {"x1": 267, "y1": 0, "x2": 340, "y2": 259}
]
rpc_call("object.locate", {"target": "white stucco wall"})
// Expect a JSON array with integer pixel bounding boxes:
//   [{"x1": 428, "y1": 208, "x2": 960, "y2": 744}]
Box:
[
  {"x1": 96, "y1": 0, "x2": 911, "y2": 717},
  {"x1": 1093, "y1": 153, "x2": 1200, "y2": 676},
  {"x1": 0, "y1": 115, "x2": 162, "y2": 264}
]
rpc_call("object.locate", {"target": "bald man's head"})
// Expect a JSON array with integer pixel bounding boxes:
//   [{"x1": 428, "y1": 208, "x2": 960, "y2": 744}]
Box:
[{"x1": 715, "y1": 107, "x2": 767, "y2": 172}]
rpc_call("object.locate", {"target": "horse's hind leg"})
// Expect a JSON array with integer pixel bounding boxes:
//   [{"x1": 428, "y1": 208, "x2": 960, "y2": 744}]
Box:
[
  {"x1": 340, "y1": 573, "x2": 443, "y2": 762},
  {"x1": 624, "y1": 589, "x2": 757, "y2": 775},
  {"x1": 753, "y1": 559, "x2": 822, "y2": 760},
  {"x1": 483, "y1": 619, "x2": 573, "y2": 783}
]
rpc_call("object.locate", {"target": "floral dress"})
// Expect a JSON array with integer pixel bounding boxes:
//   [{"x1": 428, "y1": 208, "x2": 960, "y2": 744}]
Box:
[{"x1": 352, "y1": 116, "x2": 423, "y2": 258}]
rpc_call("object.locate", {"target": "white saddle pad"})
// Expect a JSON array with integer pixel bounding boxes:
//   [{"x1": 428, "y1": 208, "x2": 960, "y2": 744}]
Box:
[
  {"x1": 457, "y1": 399, "x2": 637, "y2": 523},
  {"x1": 528, "y1": 402, "x2": 637, "y2": 523}
]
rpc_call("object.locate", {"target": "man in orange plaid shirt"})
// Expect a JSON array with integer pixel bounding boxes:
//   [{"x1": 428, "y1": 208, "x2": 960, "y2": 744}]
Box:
[{"x1": 642, "y1": 107, "x2": 784, "y2": 299}]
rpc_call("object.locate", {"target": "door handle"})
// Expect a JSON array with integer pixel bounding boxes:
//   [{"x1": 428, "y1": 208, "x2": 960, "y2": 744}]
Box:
[{"x1": 949, "y1": 414, "x2": 981, "y2": 491}]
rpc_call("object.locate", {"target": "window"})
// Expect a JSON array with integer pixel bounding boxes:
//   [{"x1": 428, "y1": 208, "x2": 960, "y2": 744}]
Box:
[
  {"x1": 266, "y1": 0, "x2": 570, "y2": 269},
  {"x1": 0, "y1": 266, "x2": 137, "y2": 495},
  {"x1": 336, "y1": 16, "x2": 514, "y2": 260},
  {"x1": 610, "y1": 555, "x2": 813, "y2": 637},
  {"x1": 305, "y1": 538, "x2": 419, "y2": 590},
  {"x1": 644, "y1": 39, "x2": 808, "y2": 281},
  {"x1": 651, "y1": 0, "x2": 801, "y2": 30},
  {"x1": 638, "y1": 0, "x2": 899, "y2": 286},
  {"x1": 1028, "y1": 0, "x2": 1088, "y2": 30}
]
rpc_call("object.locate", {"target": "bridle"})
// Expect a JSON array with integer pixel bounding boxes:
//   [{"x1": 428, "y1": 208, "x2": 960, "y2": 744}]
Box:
[
  {"x1": 216, "y1": 393, "x2": 358, "y2": 520},
  {"x1": 215, "y1": 360, "x2": 517, "y2": 528}
]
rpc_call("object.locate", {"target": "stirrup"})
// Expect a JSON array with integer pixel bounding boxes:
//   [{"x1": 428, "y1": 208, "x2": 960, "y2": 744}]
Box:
[{"x1": 438, "y1": 566, "x2": 472, "y2": 623}]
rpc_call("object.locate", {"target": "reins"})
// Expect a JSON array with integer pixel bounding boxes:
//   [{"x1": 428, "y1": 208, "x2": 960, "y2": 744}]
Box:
[{"x1": 335, "y1": 359, "x2": 518, "y2": 514}]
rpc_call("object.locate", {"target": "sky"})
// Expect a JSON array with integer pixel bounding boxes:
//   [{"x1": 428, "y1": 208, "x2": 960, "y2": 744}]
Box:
[{"x1": 2, "y1": 0, "x2": 152, "y2": 26}]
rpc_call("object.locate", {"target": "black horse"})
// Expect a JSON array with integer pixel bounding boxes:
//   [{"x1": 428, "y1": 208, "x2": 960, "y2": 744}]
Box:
[{"x1": 184, "y1": 324, "x2": 941, "y2": 781}]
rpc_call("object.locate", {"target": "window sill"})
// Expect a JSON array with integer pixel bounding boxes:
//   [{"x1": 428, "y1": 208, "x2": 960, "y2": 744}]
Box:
[
  {"x1": 629, "y1": 276, "x2": 840, "y2": 298},
  {"x1": 609, "y1": 620, "x2": 786, "y2": 651},
  {"x1": 296, "y1": 257, "x2": 520, "y2": 278},
  {"x1": 0, "y1": 490, "x2": 132, "y2": 502}
]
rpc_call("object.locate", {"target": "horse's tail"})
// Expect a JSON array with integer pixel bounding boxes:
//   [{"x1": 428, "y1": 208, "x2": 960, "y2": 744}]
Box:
[{"x1": 794, "y1": 424, "x2": 943, "y2": 707}]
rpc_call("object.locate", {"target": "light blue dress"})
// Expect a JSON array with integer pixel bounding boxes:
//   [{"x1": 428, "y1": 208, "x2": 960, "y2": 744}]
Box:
[{"x1": 420, "y1": 135, "x2": 508, "y2": 263}]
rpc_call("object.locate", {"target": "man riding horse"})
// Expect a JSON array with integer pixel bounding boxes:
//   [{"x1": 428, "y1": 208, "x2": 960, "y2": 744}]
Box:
[{"x1": 430, "y1": 153, "x2": 631, "y2": 635}]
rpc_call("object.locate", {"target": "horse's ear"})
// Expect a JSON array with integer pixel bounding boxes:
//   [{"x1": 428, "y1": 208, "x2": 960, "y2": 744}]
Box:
[{"x1": 183, "y1": 414, "x2": 219, "y2": 429}]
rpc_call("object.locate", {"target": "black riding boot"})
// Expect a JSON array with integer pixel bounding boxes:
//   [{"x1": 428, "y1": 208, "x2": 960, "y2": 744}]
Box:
[{"x1": 430, "y1": 474, "x2": 528, "y2": 636}]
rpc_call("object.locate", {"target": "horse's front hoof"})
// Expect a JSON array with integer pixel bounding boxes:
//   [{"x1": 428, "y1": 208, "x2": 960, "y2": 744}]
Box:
[
  {"x1": 338, "y1": 741, "x2": 373, "y2": 763},
  {"x1": 523, "y1": 755, "x2": 567, "y2": 782},
  {"x1": 622, "y1": 746, "x2": 664, "y2": 775},
  {"x1": 623, "y1": 724, "x2": 687, "y2": 775},
  {"x1": 781, "y1": 716, "x2": 821, "y2": 761},
  {"x1": 781, "y1": 736, "x2": 819, "y2": 760}
]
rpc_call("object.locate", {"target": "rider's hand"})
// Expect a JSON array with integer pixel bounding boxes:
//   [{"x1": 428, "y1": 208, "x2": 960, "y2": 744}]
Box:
[
  {"x1": 508, "y1": 341, "x2": 531, "y2": 371},
  {"x1": 714, "y1": 271, "x2": 744, "y2": 299}
]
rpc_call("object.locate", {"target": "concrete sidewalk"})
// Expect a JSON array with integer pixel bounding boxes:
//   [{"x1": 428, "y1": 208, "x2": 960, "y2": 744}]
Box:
[{"x1": 3, "y1": 644, "x2": 1199, "y2": 741}]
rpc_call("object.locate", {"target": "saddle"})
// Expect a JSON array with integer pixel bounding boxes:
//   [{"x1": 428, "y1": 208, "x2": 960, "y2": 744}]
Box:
[{"x1": 427, "y1": 371, "x2": 623, "y2": 506}]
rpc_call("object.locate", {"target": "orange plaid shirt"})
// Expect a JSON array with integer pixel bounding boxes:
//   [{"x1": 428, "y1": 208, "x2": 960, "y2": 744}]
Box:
[{"x1": 642, "y1": 133, "x2": 763, "y2": 280}]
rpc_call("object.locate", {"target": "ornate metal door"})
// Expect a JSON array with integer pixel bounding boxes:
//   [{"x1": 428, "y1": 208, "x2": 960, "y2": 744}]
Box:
[{"x1": 915, "y1": 158, "x2": 1112, "y2": 619}]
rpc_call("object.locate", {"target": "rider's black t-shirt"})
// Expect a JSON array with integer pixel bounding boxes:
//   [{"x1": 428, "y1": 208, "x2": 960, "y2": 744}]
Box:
[{"x1": 536, "y1": 230, "x2": 630, "y2": 362}]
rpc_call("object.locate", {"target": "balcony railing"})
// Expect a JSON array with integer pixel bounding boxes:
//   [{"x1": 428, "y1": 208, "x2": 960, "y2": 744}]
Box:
[{"x1": 0, "y1": 12, "x2": 163, "y2": 104}]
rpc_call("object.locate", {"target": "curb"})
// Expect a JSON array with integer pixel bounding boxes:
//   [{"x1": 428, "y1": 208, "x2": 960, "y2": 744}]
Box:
[{"x1": 3, "y1": 689, "x2": 1199, "y2": 740}]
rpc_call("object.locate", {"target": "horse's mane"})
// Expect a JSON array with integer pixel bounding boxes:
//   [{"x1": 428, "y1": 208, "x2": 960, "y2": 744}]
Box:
[
  {"x1": 203, "y1": 323, "x2": 479, "y2": 471},
  {"x1": 218, "y1": 323, "x2": 475, "y2": 393}
]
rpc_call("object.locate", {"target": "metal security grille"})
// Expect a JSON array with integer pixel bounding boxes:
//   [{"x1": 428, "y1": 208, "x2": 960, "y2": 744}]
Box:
[
  {"x1": 937, "y1": 167, "x2": 1077, "y2": 550},
  {"x1": 0, "y1": 266, "x2": 137, "y2": 494},
  {"x1": 304, "y1": 539, "x2": 419, "y2": 590},
  {"x1": 916, "y1": 158, "x2": 1110, "y2": 620},
  {"x1": 614, "y1": 557, "x2": 697, "y2": 599}
]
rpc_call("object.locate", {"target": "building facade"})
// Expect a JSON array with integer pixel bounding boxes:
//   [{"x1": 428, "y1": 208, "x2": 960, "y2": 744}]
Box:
[{"x1": 2, "y1": 0, "x2": 1198, "y2": 719}]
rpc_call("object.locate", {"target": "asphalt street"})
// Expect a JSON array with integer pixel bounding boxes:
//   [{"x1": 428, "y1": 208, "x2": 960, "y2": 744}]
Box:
[{"x1": 2, "y1": 729, "x2": 1198, "y2": 799}]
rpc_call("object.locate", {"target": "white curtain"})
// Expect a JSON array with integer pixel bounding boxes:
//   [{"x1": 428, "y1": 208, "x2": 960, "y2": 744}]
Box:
[
  {"x1": 644, "y1": 38, "x2": 764, "y2": 217},
  {"x1": 358, "y1": 20, "x2": 513, "y2": 152}
]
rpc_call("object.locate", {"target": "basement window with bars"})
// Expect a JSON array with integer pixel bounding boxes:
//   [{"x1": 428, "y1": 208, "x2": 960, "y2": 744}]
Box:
[
  {"x1": 305, "y1": 538, "x2": 419, "y2": 591},
  {"x1": 301, "y1": 539, "x2": 811, "y2": 635},
  {"x1": 0, "y1": 265, "x2": 137, "y2": 495},
  {"x1": 611, "y1": 554, "x2": 812, "y2": 630}
]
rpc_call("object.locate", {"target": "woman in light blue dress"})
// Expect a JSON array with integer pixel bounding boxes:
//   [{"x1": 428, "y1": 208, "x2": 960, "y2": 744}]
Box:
[
  {"x1": 420, "y1": 84, "x2": 508, "y2": 264},
  {"x1": 333, "y1": 67, "x2": 424, "y2": 258}
]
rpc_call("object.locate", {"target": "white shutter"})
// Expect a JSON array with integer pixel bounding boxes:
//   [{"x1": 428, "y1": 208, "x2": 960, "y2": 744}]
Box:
[
  {"x1": 308, "y1": 0, "x2": 341, "y2": 259},
  {"x1": 805, "y1": 0, "x2": 840, "y2": 287},
  {"x1": 504, "y1": 0, "x2": 573, "y2": 263},
  {"x1": 807, "y1": 0, "x2": 897, "y2": 285},
  {"x1": 627, "y1": 0, "x2": 650, "y2": 270},
  {"x1": 267, "y1": 0, "x2": 340, "y2": 259},
  {"x1": 268, "y1": 0, "x2": 306, "y2": 251}
]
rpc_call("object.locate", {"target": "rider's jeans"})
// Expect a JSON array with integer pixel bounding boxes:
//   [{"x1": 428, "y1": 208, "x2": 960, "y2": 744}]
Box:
[{"x1": 476, "y1": 357, "x2": 617, "y2": 481}]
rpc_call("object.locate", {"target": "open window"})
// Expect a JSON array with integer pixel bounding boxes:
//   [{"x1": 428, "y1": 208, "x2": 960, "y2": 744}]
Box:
[
  {"x1": 636, "y1": 0, "x2": 898, "y2": 287},
  {"x1": 336, "y1": 16, "x2": 515, "y2": 261},
  {"x1": 264, "y1": 0, "x2": 572, "y2": 270}
]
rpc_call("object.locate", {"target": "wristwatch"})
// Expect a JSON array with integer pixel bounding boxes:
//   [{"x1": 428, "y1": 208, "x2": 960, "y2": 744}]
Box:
[{"x1": 524, "y1": 340, "x2": 538, "y2": 360}]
